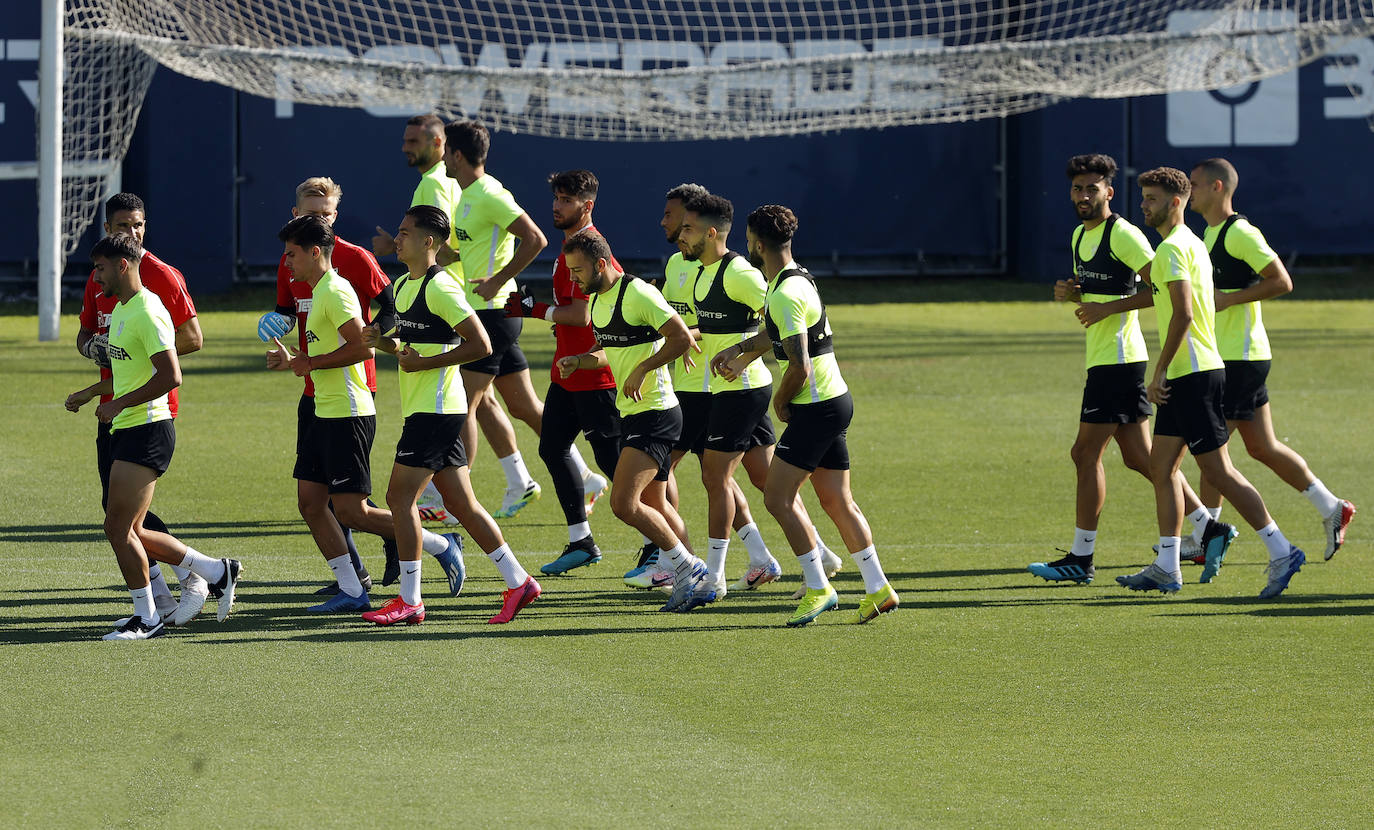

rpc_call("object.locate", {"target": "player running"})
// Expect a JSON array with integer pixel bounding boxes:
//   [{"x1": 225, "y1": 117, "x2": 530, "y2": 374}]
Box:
[
  {"x1": 711, "y1": 205, "x2": 899, "y2": 626},
  {"x1": 362, "y1": 206, "x2": 541, "y2": 625}
]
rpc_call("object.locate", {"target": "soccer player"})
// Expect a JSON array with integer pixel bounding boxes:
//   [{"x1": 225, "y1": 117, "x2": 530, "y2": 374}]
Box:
[
  {"x1": 1187, "y1": 158, "x2": 1356, "y2": 562},
  {"x1": 672, "y1": 192, "x2": 780, "y2": 600},
  {"x1": 258, "y1": 176, "x2": 397, "y2": 592},
  {"x1": 269, "y1": 215, "x2": 462, "y2": 613},
  {"x1": 370, "y1": 114, "x2": 463, "y2": 526},
  {"x1": 362, "y1": 206, "x2": 541, "y2": 625},
  {"x1": 73, "y1": 192, "x2": 210, "y2": 626},
  {"x1": 69, "y1": 234, "x2": 241, "y2": 640},
  {"x1": 504, "y1": 170, "x2": 619, "y2": 575},
  {"x1": 439, "y1": 119, "x2": 550, "y2": 519},
  {"x1": 558, "y1": 230, "x2": 717, "y2": 612},
  {"x1": 1029, "y1": 154, "x2": 1230, "y2": 585},
  {"x1": 1116, "y1": 167, "x2": 1305, "y2": 599},
  {"x1": 710, "y1": 205, "x2": 899, "y2": 626}
]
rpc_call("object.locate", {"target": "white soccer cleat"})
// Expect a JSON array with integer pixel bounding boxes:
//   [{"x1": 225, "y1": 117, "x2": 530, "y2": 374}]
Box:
[
  {"x1": 171, "y1": 571, "x2": 211, "y2": 626},
  {"x1": 103, "y1": 615, "x2": 166, "y2": 641},
  {"x1": 417, "y1": 485, "x2": 459, "y2": 525},
  {"x1": 820, "y1": 545, "x2": 844, "y2": 578},
  {"x1": 582, "y1": 471, "x2": 609, "y2": 517}
]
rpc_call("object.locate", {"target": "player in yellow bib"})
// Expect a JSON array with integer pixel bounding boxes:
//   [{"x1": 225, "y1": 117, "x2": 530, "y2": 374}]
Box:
[
  {"x1": 67, "y1": 234, "x2": 240, "y2": 640},
  {"x1": 1030, "y1": 154, "x2": 1218, "y2": 585},
  {"x1": 1116, "y1": 168, "x2": 1305, "y2": 599},
  {"x1": 362, "y1": 205, "x2": 541, "y2": 625},
  {"x1": 1187, "y1": 158, "x2": 1355, "y2": 561},
  {"x1": 711, "y1": 205, "x2": 899, "y2": 627},
  {"x1": 557, "y1": 230, "x2": 721, "y2": 613}
]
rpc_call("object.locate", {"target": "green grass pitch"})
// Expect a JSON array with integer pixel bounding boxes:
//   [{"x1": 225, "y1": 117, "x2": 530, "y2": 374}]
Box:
[{"x1": 0, "y1": 291, "x2": 1370, "y2": 827}]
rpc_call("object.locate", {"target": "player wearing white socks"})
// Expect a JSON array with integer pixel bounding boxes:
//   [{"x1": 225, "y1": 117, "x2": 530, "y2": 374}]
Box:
[
  {"x1": 1117, "y1": 167, "x2": 1305, "y2": 599},
  {"x1": 712, "y1": 205, "x2": 899, "y2": 626},
  {"x1": 68, "y1": 233, "x2": 240, "y2": 640},
  {"x1": 1187, "y1": 158, "x2": 1356, "y2": 563},
  {"x1": 363, "y1": 206, "x2": 540, "y2": 625}
]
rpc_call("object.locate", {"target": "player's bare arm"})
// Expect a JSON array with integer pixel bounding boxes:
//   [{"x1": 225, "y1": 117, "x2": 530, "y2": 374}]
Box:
[
  {"x1": 65, "y1": 377, "x2": 113, "y2": 412},
  {"x1": 473, "y1": 213, "x2": 547, "y2": 302},
  {"x1": 289, "y1": 317, "x2": 372, "y2": 377},
  {"x1": 1215, "y1": 258, "x2": 1293, "y2": 311},
  {"x1": 95, "y1": 349, "x2": 182, "y2": 423},
  {"x1": 1147, "y1": 280, "x2": 1193, "y2": 405},
  {"x1": 623, "y1": 315, "x2": 691, "y2": 402},
  {"x1": 1075, "y1": 289, "x2": 1154, "y2": 327},
  {"x1": 175, "y1": 317, "x2": 203, "y2": 355},
  {"x1": 397, "y1": 315, "x2": 492, "y2": 373},
  {"x1": 773, "y1": 332, "x2": 811, "y2": 423},
  {"x1": 1053, "y1": 277, "x2": 1082, "y2": 303},
  {"x1": 709, "y1": 330, "x2": 770, "y2": 381},
  {"x1": 558, "y1": 348, "x2": 608, "y2": 379}
]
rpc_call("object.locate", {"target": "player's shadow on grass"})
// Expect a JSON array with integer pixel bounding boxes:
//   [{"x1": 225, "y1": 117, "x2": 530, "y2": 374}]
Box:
[
  {"x1": 1147, "y1": 593, "x2": 1374, "y2": 617},
  {"x1": 0, "y1": 520, "x2": 304, "y2": 544}
]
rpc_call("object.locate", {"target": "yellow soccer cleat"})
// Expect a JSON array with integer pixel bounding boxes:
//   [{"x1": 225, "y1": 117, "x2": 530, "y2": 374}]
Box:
[
  {"x1": 786, "y1": 586, "x2": 838, "y2": 627},
  {"x1": 853, "y1": 583, "x2": 900, "y2": 624}
]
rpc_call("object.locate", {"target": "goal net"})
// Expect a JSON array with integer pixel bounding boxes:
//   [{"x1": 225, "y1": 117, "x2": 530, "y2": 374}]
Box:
[{"x1": 57, "y1": 0, "x2": 1374, "y2": 256}]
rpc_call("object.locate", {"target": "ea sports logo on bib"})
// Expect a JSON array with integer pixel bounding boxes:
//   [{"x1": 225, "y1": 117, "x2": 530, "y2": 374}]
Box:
[{"x1": 1165, "y1": 10, "x2": 1298, "y2": 147}]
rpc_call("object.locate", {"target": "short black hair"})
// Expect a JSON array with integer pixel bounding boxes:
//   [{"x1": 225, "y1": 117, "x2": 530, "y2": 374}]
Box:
[
  {"x1": 405, "y1": 204, "x2": 451, "y2": 245},
  {"x1": 1138, "y1": 166, "x2": 1191, "y2": 197},
  {"x1": 278, "y1": 213, "x2": 336, "y2": 255},
  {"x1": 548, "y1": 169, "x2": 598, "y2": 200},
  {"x1": 683, "y1": 193, "x2": 733, "y2": 232},
  {"x1": 1066, "y1": 154, "x2": 1118, "y2": 182},
  {"x1": 105, "y1": 192, "x2": 145, "y2": 216},
  {"x1": 665, "y1": 183, "x2": 708, "y2": 203},
  {"x1": 444, "y1": 119, "x2": 490, "y2": 166},
  {"x1": 562, "y1": 228, "x2": 613, "y2": 265},
  {"x1": 406, "y1": 113, "x2": 444, "y2": 133},
  {"x1": 1193, "y1": 157, "x2": 1239, "y2": 194},
  {"x1": 747, "y1": 205, "x2": 798, "y2": 250},
  {"x1": 90, "y1": 232, "x2": 143, "y2": 263}
]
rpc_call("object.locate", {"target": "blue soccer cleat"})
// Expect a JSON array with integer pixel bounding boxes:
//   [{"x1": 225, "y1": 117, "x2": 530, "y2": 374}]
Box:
[
  {"x1": 1258, "y1": 547, "x2": 1305, "y2": 599},
  {"x1": 1029, "y1": 553, "x2": 1095, "y2": 584},
  {"x1": 540, "y1": 536, "x2": 602, "y2": 575},
  {"x1": 1115, "y1": 563, "x2": 1182, "y2": 594},
  {"x1": 307, "y1": 589, "x2": 371, "y2": 613},
  {"x1": 1198, "y1": 520, "x2": 1239, "y2": 583},
  {"x1": 434, "y1": 533, "x2": 466, "y2": 596}
]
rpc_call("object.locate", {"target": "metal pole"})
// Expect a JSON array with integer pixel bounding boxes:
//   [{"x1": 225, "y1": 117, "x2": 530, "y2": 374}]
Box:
[{"x1": 37, "y1": 0, "x2": 63, "y2": 341}]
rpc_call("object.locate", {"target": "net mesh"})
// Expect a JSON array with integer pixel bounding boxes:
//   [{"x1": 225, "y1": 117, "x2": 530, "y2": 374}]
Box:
[{"x1": 58, "y1": 0, "x2": 1374, "y2": 254}]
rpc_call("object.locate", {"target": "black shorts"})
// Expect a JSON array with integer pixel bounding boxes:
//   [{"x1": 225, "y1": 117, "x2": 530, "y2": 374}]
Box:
[
  {"x1": 705, "y1": 388, "x2": 774, "y2": 453},
  {"x1": 396, "y1": 413, "x2": 468, "y2": 472},
  {"x1": 1153, "y1": 369, "x2": 1229, "y2": 455},
  {"x1": 776, "y1": 392, "x2": 853, "y2": 472},
  {"x1": 1221, "y1": 360, "x2": 1270, "y2": 422},
  {"x1": 462, "y1": 309, "x2": 529, "y2": 377},
  {"x1": 620, "y1": 406, "x2": 683, "y2": 482},
  {"x1": 109, "y1": 420, "x2": 176, "y2": 476},
  {"x1": 1081, "y1": 362, "x2": 1152, "y2": 424},
  {"x1": 294, "y1": 413, "x2": 376, "y2": 494},
  {"x1": 674, "y1": 390, "x2": 710, "y2": 454},
  {"x1": 543, "y1": 382, "x2": 621, "y2": 443}
]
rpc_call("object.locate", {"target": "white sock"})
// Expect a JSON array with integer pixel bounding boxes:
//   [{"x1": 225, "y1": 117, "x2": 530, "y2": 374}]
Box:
[
  {"x1": 420, "y1": 529, "x2": 448, "y2": 555},
  {"x1": 851, "y1": 545, "x2": 888, "y2": 594},
  {"x1": 1207, "y1": 506, "x2": 1222, "y2": 521},
  {"x1": 499, "y1": 452, "x2": 534, "y2": 491},
  {"x1": 1258, "y1": 522, "x2": 1292, "y2": 560},
  {"x1": 400, "y1": 559, "x2": 422, "y2": 605},
  {"x1": 1303, "y1": 479, "x2": 1341, "y2": 517},
  {"x1": 568, "y1": 521, "x2": 590, "y2": 543},
  {"x1": 797, "y1": 547, "x2": 828, "y2": 591},
  {"x1": 641, "y1": 532, "x2": 653, "y2": 546},
  {"x1": 169, "y1": 564, "x2": 191, "y2": 581},
  {"x1": 328, "y1": 554, "x2": 364, "y2": 596},
  {"x1": 1154, "y1": 536, "x2": 1181, "y2": 573},
  {"x1": 1187, "y1": 508, "x2": 1211, "y2": 544},
  {"x1": 569, "y1": 444, "x2": 592, "y2": 480},
  {"x1": 178, "y1": 547, "x2": 226, "y2": 584},
  {"x1": 706, "y1": 538, "x2": 729, "y2": 581},
  {"x1": 148, "y1": 564, "x2": 173, "y2": 602},
  {"x1": 1070, "y1": 527, "x2": 1096, "y2": 558},
  {"x1": 736, "y1": 522, "x2": 771, "y2": 565},
  {"x1": 661, "y1": 542, "x2": 699, "y2": 576},
  {"x1": 129, "y1": 584, "x2": 158, "y2": 623},
  {"x1": 486, "y1": 543, "x2": 529, "y2": 588}
]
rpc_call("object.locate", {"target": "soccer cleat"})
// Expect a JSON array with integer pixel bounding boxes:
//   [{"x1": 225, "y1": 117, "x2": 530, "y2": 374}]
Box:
[
  {"x1": 1154, "y1": 537, "x2": 1206, "y2": 564},
  {"x1": 659, "y1": 561, "x2": 716, "y2": 613},
  {"x1": 706, "y1": 574, "x2": 728, "y2": 602},
  {"x1": 102, "y1": 615, "x2": 166, "y2": 641},
  {"x1": 731, "y1": 559, "x2": 782, "y2": 591},
  {"x1": 853, "y1": 582, "x2": 901, "y2": 624},
  {"x1": 211, "y1": 559, "x2": 242, "y2": 622},
  {"x1": 1115, "y1": 563, "x2": 1182, "y2": 594},
  {"x1": 153, "y1": 591, "x2": 179, "y2": 621},
  {"x1": 493, "y1": 482, "x2": 542, "y2": 519},
  {"x1": 488, "y1": 576, "x2": 541, "y2": 624},
  {"x1": 633, "y1": 542, "x2": 658, "y2": 569},
  {"x1": 1259, "y1": 547, "x2": 1306, "y2": 599},
  {"x1": 361, "y1": 595, "x2": 426, "y2": 626},
  {"x1": 417, "y1": 486, "x2": 458, "y2": 525},
  {"x1": 540, "y1": 536, "x2": 602, "y2": 575},
  {"x1": 1197, "y1": 520, "x2": 1238, "y2": 583},
  {"x1": 1323, "y1": 500, "x2": 1356, "y2": 561},
  {"x1": 1028, "y1": 553, "x2": 1095, "y2": 584},
  {"x1": 171, "y1": 572, "x2": 210, "y2": 626},
  {"x1": 308, "y1": 589, "x2": 371, "y2": 613},
  {"x1": 820, "y1": 546, "x2": 844, "y2": 578},
  {"x1": 582, "y1": 471, "x2": 609, "y2": 517},
  {"x1": 381, "y1": 537, "x2": 401, "y2": 586},
  {"x1": 786, "y1": 586, "x2": 839, "y2": 627},
  {"x1": 625, "y1": 552, "x2": 675, "y2": 590},
  {"x1": 434, "y1": 533, "x2": 466, "y2": 596}
]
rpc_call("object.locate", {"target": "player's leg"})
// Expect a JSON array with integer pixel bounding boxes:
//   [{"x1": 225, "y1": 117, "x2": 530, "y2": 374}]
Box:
[
  {"x1": 537, "y1": 383, "x2": 597, "y2": 571},
  {"x1": 575, "y1": 388, "x2": 619, "y2": 515},
  {"x1": 699, "y1": 447, "x2": 744, "y2": 593},
  {"x1": 368, "y1": 462, "x2": 437, "y2": 626},
  {"x1": 102, "y1": 459, "x2": 164, "y2": 639},
  {"x1": 1030, "y1": 420, "x2": 1115, "y2": 584},
  {"x1": 1115, "y1": 432, "x2": 1188, "y2": 594}
]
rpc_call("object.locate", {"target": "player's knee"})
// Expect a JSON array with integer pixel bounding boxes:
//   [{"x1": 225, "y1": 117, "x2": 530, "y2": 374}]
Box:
[
  {"x1": 763, "y1": 489, "x2": 794, "y2": 522},
  {"x1": 610, "y1": 489, "x2": 639, "y2": 522}
]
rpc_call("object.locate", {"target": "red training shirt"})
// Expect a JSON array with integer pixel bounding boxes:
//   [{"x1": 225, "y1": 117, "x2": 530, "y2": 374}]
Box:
[{"x1": 552, "y1": 224, "x2": 618, "y2": 392}]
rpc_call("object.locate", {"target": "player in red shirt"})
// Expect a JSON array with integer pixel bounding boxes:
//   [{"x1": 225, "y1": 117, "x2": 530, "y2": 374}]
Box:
[
  {"x1": 505, "y1": 170, "x2": 619, "y2": 574},
  {"x1": 71, "y1": 192, "x2": 210, "y2": 624},
  {"x1": 257, "y1": 177, "x2": 397, "y2": 592}
]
